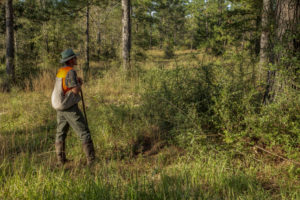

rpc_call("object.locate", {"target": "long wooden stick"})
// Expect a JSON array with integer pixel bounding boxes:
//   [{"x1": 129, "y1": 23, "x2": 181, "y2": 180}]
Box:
[{"x1": 80, "y1": 90, "x2": 88, "y2": 127}]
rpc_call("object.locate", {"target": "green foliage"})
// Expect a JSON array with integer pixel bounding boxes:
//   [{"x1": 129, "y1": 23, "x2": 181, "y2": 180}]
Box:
[
  {"x1": 132, "y1": 46, "x2": 147, "y2": 61},
  {"x1": 212, "y1": 52, "x2": 257, "y2": 139},
  {"x1": 212, "y1": 53, "x2": 299, "y2": 152},
  {"x1": 163, "y1": 40, "x2": 175, "y2": 58},
  {"x1": 0, "y1": 4, "x2": 5, "y2": 34},
  {"x1": 243, "y1": 91, "x2": 300, "y2": 150},
  {"x1": 142, "y1": 65, "x2": 217, "y2": 143},
  {"x1": 189, "y1": 0, "x2": 261, "y2": 56},
  {"x1": 101, "y1": 44, "x2": 118, "y2": 60},
  {"x1": 132, "y1": 0, "x2": 156, "y2": 49},
  {"x1": 141, "y1": 50, "x2": 299, "y2": 152}
]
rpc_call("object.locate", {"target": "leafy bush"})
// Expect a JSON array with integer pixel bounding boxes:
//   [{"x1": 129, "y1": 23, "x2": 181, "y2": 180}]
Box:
[
  {"x1": 141, "y1": 60, "x2": 299, "y2": 154},
  {"x1": 243, "y1": 91, "x2": 300, "y2": 151},
  {"x1": 141, "y1": 65, "x2": 218, "y2": 144}
]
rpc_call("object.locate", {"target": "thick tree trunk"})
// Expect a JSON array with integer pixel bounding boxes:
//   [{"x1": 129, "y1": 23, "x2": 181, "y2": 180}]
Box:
[
  {"x1": 85, "y1": 2, "x2": 90, "y2": 78},
  {"x1": 122, "y1": 0, "x2": 131, "y2": 70},
  {"x1": 275, "y1": 0, "x2": 299, "y2": 87},
  {"x1": 263, "y1": 0, "x2": 299, "y2": 103},
  {"x1": 5, "y1": 0, "x2": 15, "y2": 83},
  {"x1": 275, "y1": 0, "x2": 299, "y2": 52}
]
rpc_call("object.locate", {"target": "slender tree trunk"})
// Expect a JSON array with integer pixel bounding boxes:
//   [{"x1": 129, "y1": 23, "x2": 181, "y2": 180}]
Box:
[
  {"x1": 97, "y1": 29, "x2": 101, "y2": 60},
  {"x1": 136, "y1": 23, "x2": 138, "y2": 33},
  {"x1": 259, "y1": 0, "x2": 271, "y2": 73},
  {"x1": 122, "y1": 0, "x2": 131, "y2": 70},
  {"x1": 261, "y1": 0, "x2": 275, "y2": 104},
  {"x1": 294, "y1": 1, "x2": 300, "y2": 54},
  {"x1": 254, "y1": 16, "x2": 261, "y2": 57},
  {"x1": 14, "y1": 27, "x2": 17, "y2": 70},
  {"x1": 205, "y1": 9, "x2": 208, "y2": 37},
  {"x1": 149, "y1": 22, "x2": 152, "y2": 49},
  {"x1": 173, "y1": 27, "x2": 176, "y2": 46},
  {"x1": 46, "y1": 33, "x2": 49, "y2": 53},
  {"x1": 218, "y1": 0, "x2": 224, "y2": 25},
  {"x1": 5, "y1": 0, "x2": 15, "y2": 83},
  {"x1": 85, "y1": 1, "x2": 90, "y2": 78}
]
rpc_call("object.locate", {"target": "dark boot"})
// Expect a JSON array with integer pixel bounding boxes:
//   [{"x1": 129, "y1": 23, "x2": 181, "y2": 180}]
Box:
[
  {"x1": 83, "y1": 140, "x2": 95, "y2": 166},
  {"x1": 55, "y1": 141, "x2": 68, "y2": 165}
]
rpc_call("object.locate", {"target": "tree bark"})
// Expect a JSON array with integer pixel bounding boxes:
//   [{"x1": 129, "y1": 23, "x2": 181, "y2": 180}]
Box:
[
  {"x1": 5, "y1": 0, "x2": 15, "y2": 83},
  {"x1": 149, "y1": 22, "x2": 152, "y2": 48},
  {"x1": 275, "y1": 0, "x2": 299, "y2": 52},
  {"x1": 97, "y1": 29, "x2": 101, "y2": 60},
  {"x1": 263, "y1": 0, "x2": 299, "y2": 103},
  {"x1": 259, "y1": 0, "x2": 271, "y2": 74},
  {"x1": 262, "y1": 0, "x2": 276, "y2": 104},
  {"x1": 85, "y1": 1, "x2": 90, "y2": 79},
  {"x1": 275, "y1": 0, "x2": 299, "y2": 86},
  {"x1": 218, "y1": 0, "x2": 224, "y2": 26},
  {"x1": 254, "y1": 16, "x2": 261, "y2": 57},
  {"x1": 122, "y1": 0, "x2": 131, "y2": 70}
]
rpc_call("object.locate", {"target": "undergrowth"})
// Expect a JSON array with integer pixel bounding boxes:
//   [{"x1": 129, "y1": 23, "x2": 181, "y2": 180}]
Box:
[{"x1": 0, "y1": 50, "x2": 299, "y2": 199}]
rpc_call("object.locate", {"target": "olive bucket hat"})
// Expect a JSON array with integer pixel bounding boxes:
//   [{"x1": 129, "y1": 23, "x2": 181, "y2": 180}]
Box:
[{"x1": 60, "y1": 48, "x2": 79, "y2": 63}]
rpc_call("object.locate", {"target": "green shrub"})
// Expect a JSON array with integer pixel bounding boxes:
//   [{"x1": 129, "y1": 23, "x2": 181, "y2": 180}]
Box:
[
  {"x1": 141, "y1": 65, "x2": 218, "y2": 144},
  {"x1": 213, "y1": 78, "x2": 261, "y2": 144},
  {"x1": 163, "y1": 40, "x2": 175, "y2": 59},
  {"x1": 212, "y1": 59, "x2": 299, "y2": 154},
  {"x1": 141, "y1": 58, "x2": 299, "y2": 154},
  {"x1": 243, "y1": 91, "x2": 300, "y2": 152}
]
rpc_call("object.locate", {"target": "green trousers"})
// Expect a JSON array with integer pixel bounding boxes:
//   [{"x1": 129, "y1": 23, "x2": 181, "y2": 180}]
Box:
[{"x1": 56, "y1": 104, "x2": 92, "y2": 144}]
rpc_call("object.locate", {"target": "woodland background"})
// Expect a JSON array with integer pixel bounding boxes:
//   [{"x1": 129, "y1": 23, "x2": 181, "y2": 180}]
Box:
[{"x1": 0, "y1": 0, "x2": 299, "y2": 199}]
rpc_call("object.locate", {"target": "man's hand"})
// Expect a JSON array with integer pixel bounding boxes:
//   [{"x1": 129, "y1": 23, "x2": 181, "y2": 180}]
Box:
[
  {"x1": 78, "y1": 77, "x2": 83, "y2": 86},
  {"x1": 70, "y1": 77, "x2": 83, "y2": 95},
  {"x1": 71, "y1": 86, "x2": 81, "y2": 95}
]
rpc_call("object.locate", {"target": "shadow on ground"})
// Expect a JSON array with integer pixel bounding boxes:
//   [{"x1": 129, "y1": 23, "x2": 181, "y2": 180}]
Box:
[{"x1": 0, "y1": 121, "x2": 56, "y2": 159}]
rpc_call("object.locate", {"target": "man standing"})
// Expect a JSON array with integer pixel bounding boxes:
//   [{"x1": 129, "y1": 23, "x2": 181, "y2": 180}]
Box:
[{"x1": 51, "y1": 48, "x2": 95, "y2": 166}]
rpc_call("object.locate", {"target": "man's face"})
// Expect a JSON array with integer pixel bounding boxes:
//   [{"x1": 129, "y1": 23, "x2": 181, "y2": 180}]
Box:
[{"x1": 72, "y1": 57, "x2": 77, "y2": 65}]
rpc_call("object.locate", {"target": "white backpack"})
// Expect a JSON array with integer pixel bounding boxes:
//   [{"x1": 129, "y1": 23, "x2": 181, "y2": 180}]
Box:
[{"x1": 51, "y1": 77, "x2": 81, "y2": 111}]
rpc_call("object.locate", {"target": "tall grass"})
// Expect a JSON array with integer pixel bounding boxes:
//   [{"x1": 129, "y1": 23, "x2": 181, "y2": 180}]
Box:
[
  {"x1": 1, "y1": 148, "x2": 299, "y2": 200},
  {"x1": 0, "y1": 50, "x2": 299, "y2": 199}
]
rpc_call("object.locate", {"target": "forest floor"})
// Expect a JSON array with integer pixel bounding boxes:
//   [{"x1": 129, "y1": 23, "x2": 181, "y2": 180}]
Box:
[{"x1": 0, "y1": 50, "x2": 299, "y2": 199}]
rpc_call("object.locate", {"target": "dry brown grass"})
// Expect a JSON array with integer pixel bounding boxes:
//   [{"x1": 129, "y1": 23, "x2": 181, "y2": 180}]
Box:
[
  {"x1": 87, "y1": 66, "x2": 141, "y2": 106},
  {"x1": 24, "y1": 69, "x2": 56, "y2": 96}
]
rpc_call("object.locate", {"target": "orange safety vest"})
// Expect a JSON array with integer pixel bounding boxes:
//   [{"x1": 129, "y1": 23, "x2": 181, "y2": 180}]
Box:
[{"x1": 56, "y1": 66, "x2": 73, "y2": 94}]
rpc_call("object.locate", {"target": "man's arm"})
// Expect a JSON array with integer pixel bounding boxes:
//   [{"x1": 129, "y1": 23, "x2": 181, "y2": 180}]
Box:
[
  {"x1": 71, "y1": 85, "x2": 81, "y2": 94},
  {"x1": 65, "y1": 70, "x2": 82, "y2": 95}
]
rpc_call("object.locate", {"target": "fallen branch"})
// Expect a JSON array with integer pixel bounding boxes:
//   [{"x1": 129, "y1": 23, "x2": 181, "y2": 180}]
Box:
[{"x1": 253, "y1": 145, "x2": 300, "y2": 166}]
